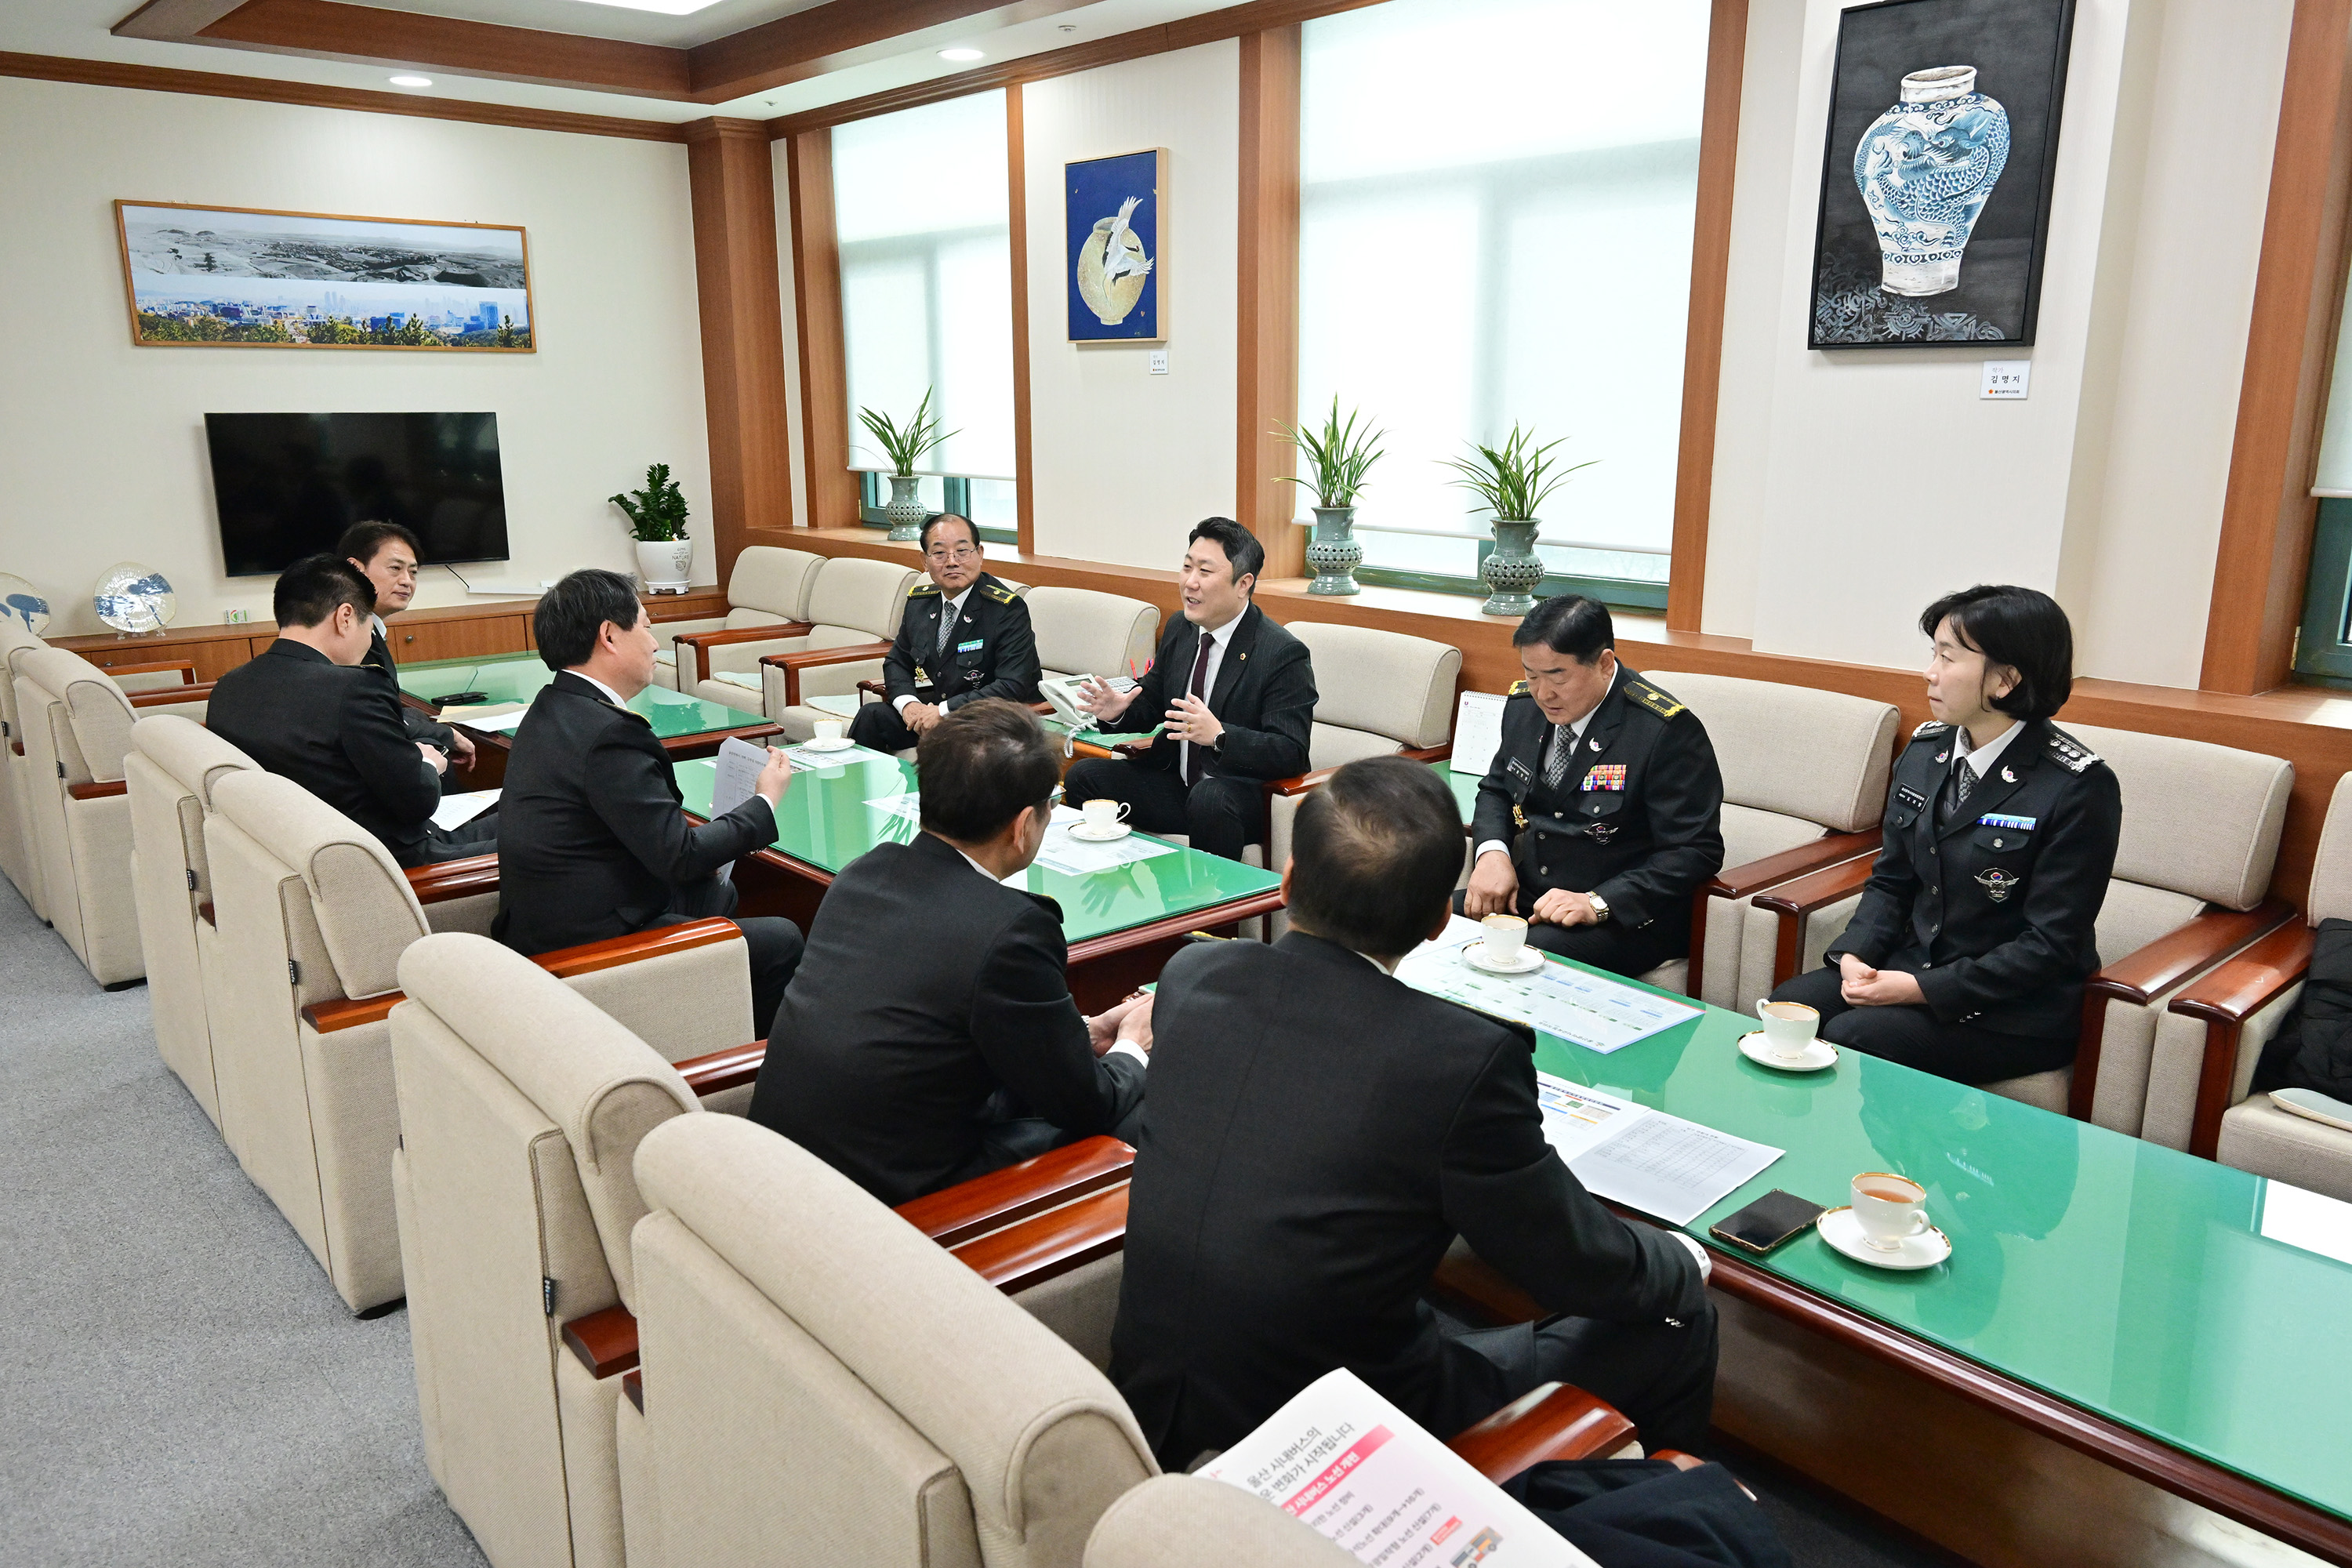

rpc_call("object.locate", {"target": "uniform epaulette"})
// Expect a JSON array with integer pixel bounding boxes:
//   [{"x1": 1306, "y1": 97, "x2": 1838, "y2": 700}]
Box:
[
  {"x1": 2045, "y1": 726, "x2": 2100, "y2": 773},
  {"x1": 981, "y1": 583, "x2": 1018, "y2": 604},
  {"x1": 1912, "y1": 719, "x2": 1951, "y2": 740},
  {"x1": 1508, "y1": 679, "x2": 1530, "y2": 697},
  {"x1": 1624, "y1": 679, "x2": 1686, "y2": 720},
  {"x1": 907, "y1": 581, "x2": 940, "y2": 597}
]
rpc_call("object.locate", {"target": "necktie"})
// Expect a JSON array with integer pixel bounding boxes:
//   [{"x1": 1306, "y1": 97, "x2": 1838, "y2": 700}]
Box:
[
  {"x1": 1184, "y1": 632, "x2": 1214, "y2": 786},
  {"x1": 935, "y1": 597, "x2": 957, "y2": 658},
  {"x1": 1544, "y1": 723, "x2": 1573, "y2": 789},
  {"x1": 1940, "y1": 753, "x2": 1973, "y2": 824}
]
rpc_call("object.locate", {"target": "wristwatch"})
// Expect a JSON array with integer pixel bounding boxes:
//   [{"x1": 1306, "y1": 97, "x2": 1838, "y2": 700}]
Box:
[{"x1": 1587, "y1": 892, "x2": 1612, "y2": 924}]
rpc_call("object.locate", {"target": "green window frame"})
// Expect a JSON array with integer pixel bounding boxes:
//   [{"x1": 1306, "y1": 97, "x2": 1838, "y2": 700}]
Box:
[
  {"x1": 2295, "y1": 498, "x2": 2352, "y2": 687},
  {"x1": 1356, "y1": 539, "x2": 1667, "y2": 615},
  {"x1": 856, "y1": 472, "x2": 1018, "y2": 546}
]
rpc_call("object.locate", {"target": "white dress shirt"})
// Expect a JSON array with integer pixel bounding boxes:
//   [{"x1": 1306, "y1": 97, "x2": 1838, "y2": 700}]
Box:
[
  {"x1": 1472, "y1": 695, "x2": 1606, "y2": 866},
  {"x1": 1952, "y1": 717, "x2": 2024, "y2": 782},
  {"x1": 895, "y1": 586, "x2": 975, "y2": 713},
  {"x1": 572, "y1": 670, "x2": 629, "y2": 707},
  {"x1": 1178, "y1": 610, "x2": 1245, "y2": 781},
  {"x1": 952, "y1": 842, "x2": 1147, "y2": 1067}
]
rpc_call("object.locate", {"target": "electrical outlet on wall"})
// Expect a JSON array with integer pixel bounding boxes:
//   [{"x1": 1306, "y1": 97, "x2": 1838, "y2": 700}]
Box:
[{"x1": 1149, "y1": 350, "x2": 1169, "y2": 375}]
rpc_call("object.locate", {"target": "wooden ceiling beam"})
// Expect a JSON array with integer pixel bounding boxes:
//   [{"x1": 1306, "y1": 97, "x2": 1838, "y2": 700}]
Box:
[{"x1": 688, "y1": 0, "x2": 1094, "y2": 102}]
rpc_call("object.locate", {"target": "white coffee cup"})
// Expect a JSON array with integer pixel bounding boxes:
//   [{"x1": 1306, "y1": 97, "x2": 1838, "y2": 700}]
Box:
[
  {"x1": 1082, "y1": 798, "x2": 1131, "y2": 831},
  {"x1": 1755, "y1": 999, "x2": 1818, "y2": 1061},
  {"x1": 1850, "y1": 1171, "x2": 1930, "y2": 1252},
  {"x1": 1482, "y1": 913, "x2": 1528, "y2": 962},
  {"x1": 812, "y1": 718, "x2": 846, "y2": 743}
]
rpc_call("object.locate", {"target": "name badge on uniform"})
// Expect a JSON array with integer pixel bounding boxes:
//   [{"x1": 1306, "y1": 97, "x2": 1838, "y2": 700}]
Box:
[
  {"x1": 1977, "y1": 813, "x2": 2036, "y2": 830},
  {"x1": 956, "y1": 638, "x2": 985, "y2": 653},
  {"x1": 1507, "y1": 757, "x2": 1534, "y2": 785},
  {"x1": 1896, "y1": 785, "x2": 1929, "y2": 810},
  {"x1": 1581, "y1": 764, "x2": 1627, "y2": 792}
]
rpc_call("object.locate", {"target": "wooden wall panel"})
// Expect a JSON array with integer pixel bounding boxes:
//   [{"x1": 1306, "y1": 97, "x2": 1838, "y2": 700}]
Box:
[
  {"x1": 2202, "y1": 0, "x2": 2352, "y2": 695},
  {"x1": 685, "y1": 118, "x2": 797, "y2": 587},
  {"x1": 786, "y1": 128, "x2": 861, "y2": 532},
  {"x1": 1008, "y1": 83, "x2": 1037, "y2": 554},
  {"x1": 1236, "y1": 26, "x2": 1305, "y2": 581}
]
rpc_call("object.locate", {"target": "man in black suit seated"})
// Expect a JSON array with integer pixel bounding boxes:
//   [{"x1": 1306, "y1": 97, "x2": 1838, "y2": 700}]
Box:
[
  {"x1": 492, "y1": 569, "x2": 801, "y2": 1036},
  {"x1": 848, "y1": 512, "x2": 1040, "y2": 755},
  {"x1": 1111, "y1": 756, "x2": 1716, "y2": 1471},
  {"x1": 1062, "y1": 517, "x2": 1315, "y2": 863},
  {"x1": 336, "y1": 520, "x2": 477, "y2": 774},
  {"x1": 208, "y1": 554, "x2": 497, "y2": 868},
  {"x1": 748, "y1": 699, "x2": 1150, "y2": 1206}
]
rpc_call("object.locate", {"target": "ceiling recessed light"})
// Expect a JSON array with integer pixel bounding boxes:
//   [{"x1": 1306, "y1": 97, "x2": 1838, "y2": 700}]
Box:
[
  {"x1": 388, "y1": 74, "x2": 434, "y2": 88},
  {"x1": 938, "y1": 48, "x2": 985, "y2": 62}
]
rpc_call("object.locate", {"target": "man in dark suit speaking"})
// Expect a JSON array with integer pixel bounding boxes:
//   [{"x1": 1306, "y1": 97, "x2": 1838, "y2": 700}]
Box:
[
  {"x1": 749, "y1": 699, "x2": 1149, "y2": 1206},
  {"x1": 492, "y1": 569, "x2": 802, "y2": 1036},
  {"x1": 1111, "y1": 757, "x2": 1715, "y2": 1471},
  {"x1": 1062, "y1": 517, "x2": 1315, "y2": 862}
]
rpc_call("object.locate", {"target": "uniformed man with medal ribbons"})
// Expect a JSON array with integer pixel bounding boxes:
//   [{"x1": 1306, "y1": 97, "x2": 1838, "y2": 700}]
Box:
[
  {"x1": 849, "y1": 512, "x2": 1043, "y2": 755},
  {"x1": 1461, "y1": 596, "x2": 1727, "y2": 980}
]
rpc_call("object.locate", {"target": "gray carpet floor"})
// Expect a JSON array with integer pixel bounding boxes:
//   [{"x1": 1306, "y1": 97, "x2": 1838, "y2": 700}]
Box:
[{"x1": 0, "y1": 875, "x2": 1955, "y2": 1567}]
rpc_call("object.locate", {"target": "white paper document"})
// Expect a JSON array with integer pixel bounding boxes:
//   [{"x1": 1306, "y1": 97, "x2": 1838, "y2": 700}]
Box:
[
  {"x1": 1030, "y1": 820, "x2": 1179, "y2": 878},
  {"x1": 779, "y1": 741, "x2": 895, "y2": 771},
  {"x1": 709, "y1": 736, "x2": 775, "y2": 881},
  {"x1": 862, "y1": 791, "x2": 924, "y2": 823},
  {"x1": 1395, "y1": 918, "x2": 1702, "y2": 1054},
  {"x1": 1533, "y1": 1076, "x2": 1780, "y2": 1227},
  {"x1": 1202, "y1": 1367, "x2": 1599, "y2": 1568},
  {"x1": 1450, "y1": 691, "x2": 1508, "y2": 777},
  {"x1": 429, "y1": 789, "x2": 499, "y2": 831},
  {"x1": 456, "y1": 708, "x2": 530, "y2": 735}
]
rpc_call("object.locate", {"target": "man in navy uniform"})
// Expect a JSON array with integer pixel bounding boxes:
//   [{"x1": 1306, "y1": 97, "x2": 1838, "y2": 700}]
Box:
[
  {"x1": 1461, "y1": 595, "x2": 1725, "y2": 979},
  {"x1": 848, "y1": 512, "x2": 1040, "y2": 755}
]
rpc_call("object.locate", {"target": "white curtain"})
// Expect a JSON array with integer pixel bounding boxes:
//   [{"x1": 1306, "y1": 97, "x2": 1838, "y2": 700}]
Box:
[
  {"x1": 833, "y1": 92, "x2": 1016, "y2": 481},
  {"x1": 1297, "y1": 0, "x2": 1708, "y2": 581}
]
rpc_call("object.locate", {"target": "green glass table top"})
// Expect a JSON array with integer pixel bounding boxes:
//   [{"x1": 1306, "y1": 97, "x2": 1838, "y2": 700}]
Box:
[
  {"x1": 673, "y1": 754, "x2": 1283, "y2": 945},
  {"x1": 397, "y1": 652, "x2": 759, "y2": 741},
  {"x1": 1430, "y1": 758, "x2": 1480, "y2": 824},
  {"x1": 1501, "y1": 956, "x2": 2352, "y2": 1522}
]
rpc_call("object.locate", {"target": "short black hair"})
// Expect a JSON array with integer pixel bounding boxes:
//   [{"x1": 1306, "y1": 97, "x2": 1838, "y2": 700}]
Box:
[
  {"x1": 1188, "y1": 517, "x2": 1264, "y2": 591},
  {"x1": 920, "y1": 512, "x2": 980, "y2": 551},
  {"x1": 1512, "y1": 594, "x2": 1614, "y2": 663},
  {"x1": 1287, "y1": 757, "x2": 1465, "y2": 960},
  {"x1": 917, "y1": 699, "x2": 1062, "y2": 843},
  {"x1": 336, "y1": 521, "x2": 421, "y2": 568},
  {"x1": 1919, "y1": 585, "x2": 2074, "y2": 720},
  {"x1": 535, "y1": 569, "x2": 644, "y2": 670},
  {"x1": 273, "y1": 554, "x2": 376, "y2": 630}
]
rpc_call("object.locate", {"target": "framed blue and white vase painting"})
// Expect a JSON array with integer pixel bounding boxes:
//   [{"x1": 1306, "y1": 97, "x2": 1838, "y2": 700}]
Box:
[
  {"x1": 1066, "y1": 149, "x2": 1166, "y2": 343},
  {"x1": 1807, "y1": 0, "x2": 2076, "y2": 349}
]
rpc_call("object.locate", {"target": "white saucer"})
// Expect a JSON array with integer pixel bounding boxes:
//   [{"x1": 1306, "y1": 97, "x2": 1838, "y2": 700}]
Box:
[
  {"x1": 1463, "y1": 942, "x2": 1546, "y2": 975},
  {"x1": 1069, "y1": 822, "x2": 1132, "y2": 841},
  {"x1": 801, "y1": 736, "x2": 856, "y2": 753},
  {"x1": 1817, "y1": 1206, "x2": 1951, "y2": 1270},
  {"x1": 1737, "y1": 1030, "x2": 1838, "y2": 1073}
]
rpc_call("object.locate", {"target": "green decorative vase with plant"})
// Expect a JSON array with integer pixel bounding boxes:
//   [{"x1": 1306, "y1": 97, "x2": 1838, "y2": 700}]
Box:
[
  {"x1": 1439, "y1": 424, "x2": 1595, "y2": 616},
  {"x1": 858, "y1": 387, "x2": 960, "y2": 543},
  {"x1": 611, "y1": 462, "x2": 694, "y2": 593},
  {"x1": 1276, "y1": 397, "x2": 1385, "y2": 596}
]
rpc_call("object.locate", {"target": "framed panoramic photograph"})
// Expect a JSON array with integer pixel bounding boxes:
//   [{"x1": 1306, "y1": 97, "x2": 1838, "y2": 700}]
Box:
[
  {"x1": 114, "y1": 201, "x2": 535, "y2": 351},
  {"x1": 1065, "y1": 148, "x2": 1166, "y2": 343},
  {"x1": 1807, "y1": 0, "x2": 2077, "y2": 349}
]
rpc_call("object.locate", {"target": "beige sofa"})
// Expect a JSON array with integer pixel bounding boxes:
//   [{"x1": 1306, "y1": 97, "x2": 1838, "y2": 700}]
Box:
[
  {"x1": 748, "y1": 557, "x2": 927, "y2": 737},
  {"x1": 650, "y1": 545, "x2": 823, "y2": 698},
  {"x1": 1085, "y1": 1475, "x2": 1355, "y2": 1568},
  {"x1": 14, "y1": 646, "x2": 148, "y2": 985}
]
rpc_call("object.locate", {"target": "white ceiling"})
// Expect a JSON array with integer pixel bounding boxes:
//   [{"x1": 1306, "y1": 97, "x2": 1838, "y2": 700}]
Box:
[
  {"x1": 4, "y1": 0, "x2": 1233, "y2": 124},
  {"x1": 367, "y1": 0, "x2": 830, "y2": 52}
]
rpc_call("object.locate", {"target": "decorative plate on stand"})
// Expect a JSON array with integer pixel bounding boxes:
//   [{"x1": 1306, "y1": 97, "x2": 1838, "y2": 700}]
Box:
[{"x1": 93, "y1": 563, "x2": 176, "y2": 633}]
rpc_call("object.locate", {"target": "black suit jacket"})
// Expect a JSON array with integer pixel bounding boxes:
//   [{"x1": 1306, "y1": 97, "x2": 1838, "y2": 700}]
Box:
[
  {"x1": 1829, "y1": 718, "x2": 2122, "y2": 1038},
  {"x1": 205, "y1": 639, "x2": 444, "y2": 861},
  {"x1": 1471, "y1": 664, "x2": 1726, "y2": 933},
  {"x1": 880, "y1": 573, "x2": 1042, "y2": 711},
  {"x1": 1110, "y1": 932, "x2": 1704, "y2": 1469},
  {"x1": 1095, "y1": 602, "x2": 1314, "y2": 782},
  {"x1": 363, "y1": 624, "x2": 458, "y2": 750},
  {"x1": 747, "y1": 832, "x2": 1145, "y2": 1205},
  {"x1": 491, "y1": 671, "x2": 778, "y2": 955}
]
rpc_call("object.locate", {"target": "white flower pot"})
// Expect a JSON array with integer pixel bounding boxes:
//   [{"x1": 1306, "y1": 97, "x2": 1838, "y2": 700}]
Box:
[{"x1": 635, "y1": 538, "x2": 693, "y2": 593}]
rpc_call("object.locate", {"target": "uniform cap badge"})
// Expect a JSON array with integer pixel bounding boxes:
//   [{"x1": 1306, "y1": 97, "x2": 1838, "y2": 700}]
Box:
[{"x1": 1976, "y1": 868, "x2": 2020, "y2": 903}]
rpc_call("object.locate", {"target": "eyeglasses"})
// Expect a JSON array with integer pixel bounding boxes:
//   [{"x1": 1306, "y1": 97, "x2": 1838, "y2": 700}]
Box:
[{"x1": 926, "y1": 545, "x2": 980, "y2": 562}]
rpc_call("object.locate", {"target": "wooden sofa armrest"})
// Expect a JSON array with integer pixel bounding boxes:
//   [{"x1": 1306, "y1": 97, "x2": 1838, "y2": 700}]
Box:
[
  {"x1": 623, "y1": 1369, "x2": 643, "y2": 1413},
  {"x1": 67, "y1": 779, "x2": 128, "y2": 800},
  {"x1": 299, "y1": 916, "x2": 741, "y2": 1034},
  {"x1": 2167, "y1": 920, "x2": 2317, "y2": 1159},
  {"x1": 1683, "y1": 828, "x2": 1880, "y2": 1000},
  {"x1": 1447, "y1": 1381, "x2": 1639, "y2": 1479},
  {"x1": 857, "y1": 679, "x2": 890, "y2": 701},
  {"x1": 757, "y1": 641, "x2": 895, "y2": 708},
  {"x1": 562, "y1": 1303, "x2": 640, "y2": 1378},
  {"x1": 1265, "y1": 744, "x2": 1454, "y2": 801},
  {"x1": 128, "y1": 681, "x2": 219, "y2": 710},
  {"x1": 1751, "y1": 854, "x2": 1878, "y2": 988},
  {"x1": 947, "y1": 1182, "x2": 1129, "y2": 1294},
  {"x1": 897, "y1": 1136, "x2": 1135, "y2": 1247},
  {"x1": 405, "y1": 851, "x2": 499, "y2": 906},
  {"x1": 2070, "y1": 897, "x2": 2296, "y2": 1123},
  {"x1": 673, "y1": 622, "x2": 814, "y2": 684},
  {"x1": 104, "y1": 659, "x2": 197, "y2": 684},
  {"x1": 673, "y1": 1040, "x2": 766, "y2": 1098}
]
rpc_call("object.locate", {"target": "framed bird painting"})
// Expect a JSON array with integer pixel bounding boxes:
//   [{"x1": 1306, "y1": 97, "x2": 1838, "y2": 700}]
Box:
[{"x1": 1065, "y1": 148, "x2": 1166, "y2": 343}]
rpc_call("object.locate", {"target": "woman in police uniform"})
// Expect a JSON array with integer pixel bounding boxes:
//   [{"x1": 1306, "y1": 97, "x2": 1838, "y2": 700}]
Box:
[{"x1": 1769, "y1": 585, "x2": 2122, "y2": 1085}]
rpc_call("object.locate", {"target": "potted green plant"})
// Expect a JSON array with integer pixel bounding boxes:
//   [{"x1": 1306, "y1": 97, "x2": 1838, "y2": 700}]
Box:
[
  {"x1": 857, "y1": 387, "x2": 960, "y2": 542},
  {"x1": 1276, "y1": 398, "x2": 1385, "y2": 596},
  {"x1": 611, "y1": 463, "x2": 694, "y2": 593},
  {"x1": 1439, "y1": 424, "x2": 1596, "y2": 616}
]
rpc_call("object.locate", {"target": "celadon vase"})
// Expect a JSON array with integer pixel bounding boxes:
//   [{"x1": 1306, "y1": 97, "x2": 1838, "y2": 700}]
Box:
[
  {"x1": 1853, "y1": 65, "x2": 2011, "y2": 297},
  {"x1": 1480, "y1": 519, "x2": 1544, "y2": 617},
  {"x1": 1305, "y1": 506, "x2": 1364, "y2": 596},
  {"x1": 884, "y1": 474, "x2": 927, "y2": 543}
]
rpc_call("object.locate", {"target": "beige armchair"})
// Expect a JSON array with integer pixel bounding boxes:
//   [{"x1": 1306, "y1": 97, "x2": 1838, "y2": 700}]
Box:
[
  {"x1": 1084, "y1": 1475, "x2": 1355, "y2": 1568},
  {"x1": 752, "y1": 556, "x2": 924, "y2": 737},
  {"x1": 652, "y1": 545, "x2": 823, "y2": 700},
  {"x1": 2156, "y1": 773, "x2": 2352, "y2": 1198},
  {"x1": 0, "y1": 619, "x2": 49, "y2": 912},
  {"x1": 15, "y1": 646, "x2": 146, "y2": 985},
  {"x1": 125, "y1": 714, "x2": 257, "y2": 1132},
  {"x1": 1029, "y1": 585, "x2": 1161, "y2": 684}
]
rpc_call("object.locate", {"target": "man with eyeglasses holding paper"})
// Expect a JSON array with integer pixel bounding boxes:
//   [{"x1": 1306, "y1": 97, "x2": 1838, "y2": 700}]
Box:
[{"x1": 848, "y1": 512, "x2": 1041, "y2": 756}]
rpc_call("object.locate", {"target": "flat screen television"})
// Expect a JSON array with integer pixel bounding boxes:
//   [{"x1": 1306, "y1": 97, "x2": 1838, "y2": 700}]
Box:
[{"x1": 205, "y1": 412, "x2": 509, "y2": 576}]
